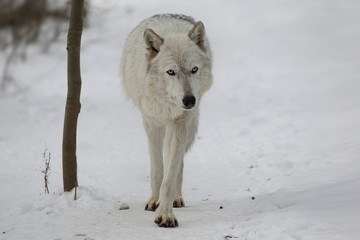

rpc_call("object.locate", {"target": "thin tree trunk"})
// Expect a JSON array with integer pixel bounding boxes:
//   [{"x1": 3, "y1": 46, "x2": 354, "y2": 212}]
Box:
[{"x1": 62, "y1": 0, "x2": 84, "y2": 192}]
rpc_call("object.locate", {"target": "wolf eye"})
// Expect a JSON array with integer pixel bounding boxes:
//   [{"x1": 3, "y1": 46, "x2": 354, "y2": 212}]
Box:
[
  {"x1": 191, "y1": 67, "x2": 198, "y2": 74},
  {"x1": 166, "y1": 69, "x2": 175, "y2": 76}
]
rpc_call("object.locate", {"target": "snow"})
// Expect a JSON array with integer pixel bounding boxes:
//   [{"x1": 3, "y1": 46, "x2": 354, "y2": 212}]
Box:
[{"x1": 1, "y1": 0, "x2": 360, "y2": 239}]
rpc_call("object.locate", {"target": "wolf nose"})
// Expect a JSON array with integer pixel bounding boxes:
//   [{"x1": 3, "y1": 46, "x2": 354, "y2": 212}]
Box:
[{"x1": 182, "y1": 95, "x2": 196, "y2": 109}]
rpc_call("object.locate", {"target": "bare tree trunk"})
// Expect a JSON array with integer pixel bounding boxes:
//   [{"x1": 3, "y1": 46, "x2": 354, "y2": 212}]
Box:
[{"x1": 62, "y1": 0, "x2": 84, "y2": 192}]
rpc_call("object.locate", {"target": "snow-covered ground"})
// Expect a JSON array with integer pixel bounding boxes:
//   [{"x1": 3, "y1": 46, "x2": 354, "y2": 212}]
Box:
[{"x1": 1, "y1": 0, "x2": 360, "y2": 239}]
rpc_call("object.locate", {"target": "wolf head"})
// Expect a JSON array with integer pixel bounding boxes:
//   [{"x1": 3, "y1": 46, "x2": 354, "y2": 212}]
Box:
[{"x1": 143, "y1": 22, "x2": 213, "y2": 111}]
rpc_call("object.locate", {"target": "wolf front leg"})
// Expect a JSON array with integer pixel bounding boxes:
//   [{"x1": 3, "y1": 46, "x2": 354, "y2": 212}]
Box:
[
  {"x1": 174, "y1": 112, "x2": 197, "y2": 209},
  {"x1": 143, "y1": 118, "x2": 165, "y2": 211},
  {"x1": 155, "y1": 121, "x2": 188, "y2": 228}
]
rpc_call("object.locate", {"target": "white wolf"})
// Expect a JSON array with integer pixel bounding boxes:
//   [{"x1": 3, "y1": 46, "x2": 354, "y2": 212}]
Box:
[{"x1": 120, "y1": 14, "x2": 213, "y2": 227}]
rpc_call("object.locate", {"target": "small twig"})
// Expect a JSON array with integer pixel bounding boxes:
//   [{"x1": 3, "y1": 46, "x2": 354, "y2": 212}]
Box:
[{"x1": 42, "y1": 147, "x2": 51, "y2": 194}]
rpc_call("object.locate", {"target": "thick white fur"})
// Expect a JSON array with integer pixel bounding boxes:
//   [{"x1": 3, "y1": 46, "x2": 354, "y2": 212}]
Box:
[{"x1": 120, "y1": 14, "x2": 213, "y2": 227}]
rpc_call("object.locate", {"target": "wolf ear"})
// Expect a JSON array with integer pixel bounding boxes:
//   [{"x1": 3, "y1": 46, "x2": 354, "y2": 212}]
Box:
[
  {"x1": 144, "y1": 28, "x2": 164, "y2": 61},
  {"x1": 188, "y1": 21, "x2": 207, "y2": 52}
]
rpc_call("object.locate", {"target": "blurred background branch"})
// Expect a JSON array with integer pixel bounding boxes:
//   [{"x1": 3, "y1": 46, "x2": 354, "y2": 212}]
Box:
[{"x1": 0, "y1": 0, "x2": 88, "y2": 91}]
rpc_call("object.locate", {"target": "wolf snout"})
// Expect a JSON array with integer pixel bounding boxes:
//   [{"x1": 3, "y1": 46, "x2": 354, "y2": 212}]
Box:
[{"x1": 182, "y1": 95, "x2": 196, "y2": 109}]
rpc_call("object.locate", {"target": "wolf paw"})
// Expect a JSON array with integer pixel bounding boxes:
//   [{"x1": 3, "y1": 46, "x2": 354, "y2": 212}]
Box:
[
  {"x1": 145, "y1": 199, "x2": 159, "y2": 211},
  {"x1": 154, "y1": 214, "x2": 178, "y2": 228},
  {"x1": 173, "y1": 197, "x2": 185, "y2": 208}
]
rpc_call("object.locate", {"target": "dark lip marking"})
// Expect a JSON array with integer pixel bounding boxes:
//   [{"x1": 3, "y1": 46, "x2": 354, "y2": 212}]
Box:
[{"x1": 183, "y1": 105, "x2": 194, "y2": 110}]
